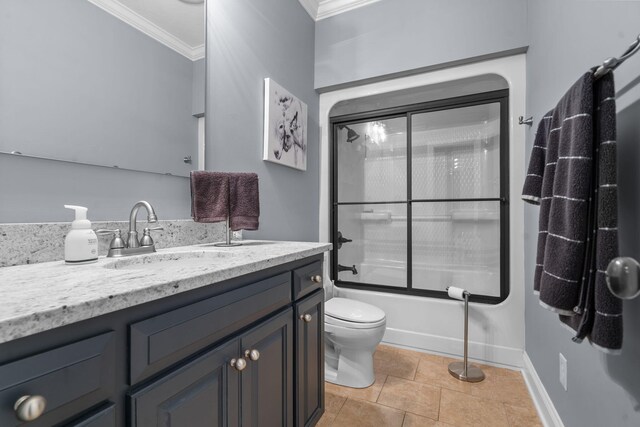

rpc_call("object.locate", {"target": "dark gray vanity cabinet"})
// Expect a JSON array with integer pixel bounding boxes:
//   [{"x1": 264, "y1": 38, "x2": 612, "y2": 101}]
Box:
[
  {"x1": 0, "y1": 254, "x2": 325, "y2": 426},
  {"x1": 295, "y1": 291, "x2": 324, "y2": 427},
  {"x1": 129, "y1": 338, "x2": 240, "y2": 426},
  {"x1": 68, "y1": 403, "x2": 117, "y2": 427},
  {"x1": 130, "y1": 309, "x2": 294, "y2": 427},
  {"x1": 240, "y1": 309, "x2": 294, "y2": 427},
  {"x1": 0, "y1": 332, "x2": 115, "y2": 427}
]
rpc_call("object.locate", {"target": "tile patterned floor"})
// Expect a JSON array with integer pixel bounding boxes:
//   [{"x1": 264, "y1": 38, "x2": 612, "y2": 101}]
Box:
[{"x1": 318, "y1": 344, "x2": 542, "y2": 427}]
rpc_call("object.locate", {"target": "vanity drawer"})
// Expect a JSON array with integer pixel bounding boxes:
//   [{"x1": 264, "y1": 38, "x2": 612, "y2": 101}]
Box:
[
  {"x1": 130, "y1": 272, "x2": 292, "y2": 384},
  {"x1": 293, "y1": 261, "x2": 324, "y2": 300},
  {"x1": 0, "y1": 332, "x2": 115, "y2": 427}
]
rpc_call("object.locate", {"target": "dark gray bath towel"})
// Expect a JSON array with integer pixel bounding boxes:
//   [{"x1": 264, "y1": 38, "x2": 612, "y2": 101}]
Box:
[
  {"x1": 522, "y1": 110, "x2": 554, "y2": 293},
  {"x1": 190, "y1": 171, "x2": 230, "y2": 223},
  {"x1": 523, "y1": 72, "x2": 595, "y2": 316},
  {"x1": 229, "y1": 173, "x2": 260, "y2": 231},
  {"x1": 560, "y1": 72, "x2": 621, "y2": 353},
  {"x1": 523, "y1": 71, "x2": 622, "y2": 353}
]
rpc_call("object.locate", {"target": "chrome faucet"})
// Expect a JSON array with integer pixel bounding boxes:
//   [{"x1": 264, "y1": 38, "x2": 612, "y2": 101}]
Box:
[
  {"x1": 128, "y1": 201, "x2": 158, "y2": 248},
  {"x1": 97, "y1": 201, "x2": 163, "y2": 257}
]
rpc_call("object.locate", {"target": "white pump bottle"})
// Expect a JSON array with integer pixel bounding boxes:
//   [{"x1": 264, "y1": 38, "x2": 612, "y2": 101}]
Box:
[{"x1": 64, "y1": 205, "x2": 98, "y2": 264}]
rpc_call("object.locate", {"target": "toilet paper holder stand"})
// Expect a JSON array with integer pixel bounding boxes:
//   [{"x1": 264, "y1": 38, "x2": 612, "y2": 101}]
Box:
[{"x1": 446, "y1": 286, "x2": 485, "y2": 383}]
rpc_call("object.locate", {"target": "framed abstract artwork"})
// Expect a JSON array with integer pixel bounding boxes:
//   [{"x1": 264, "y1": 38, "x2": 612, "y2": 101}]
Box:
[{"x1": 263, "y1": 78, "x2": 308, "y2": 171}]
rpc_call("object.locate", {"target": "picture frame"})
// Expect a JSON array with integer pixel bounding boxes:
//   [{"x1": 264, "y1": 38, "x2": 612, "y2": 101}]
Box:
[{"x1": 263, "y1": 78, "x2": 308, "y2": 171}]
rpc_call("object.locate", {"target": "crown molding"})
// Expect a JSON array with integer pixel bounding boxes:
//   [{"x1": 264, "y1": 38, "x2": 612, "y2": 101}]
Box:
[
  {"x1": 298, "y1": 0, "x2": 319, "y2": 19},
  {"x1": 88, "y1": 0, "x2": 204, "y2": 61},
  {"x1": 298, "y1": 0, "x2": 381, "y2": 20},
  {"x1": 317, "y1": 0, "x2": 382, "y2": 20},
  {"x1": 192, "y1": 44, "x2": 205, "y2": 60}
]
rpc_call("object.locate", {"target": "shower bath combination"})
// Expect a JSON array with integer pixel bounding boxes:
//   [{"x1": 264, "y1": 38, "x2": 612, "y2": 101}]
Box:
[{"x1": 330, "y1": 90, "x2": 509, "y2": 304}]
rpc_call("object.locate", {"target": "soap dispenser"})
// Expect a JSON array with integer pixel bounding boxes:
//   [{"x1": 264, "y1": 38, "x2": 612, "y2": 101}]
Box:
[{"x1": 64, "y1": 205, "x2": 98, "y2": 264}]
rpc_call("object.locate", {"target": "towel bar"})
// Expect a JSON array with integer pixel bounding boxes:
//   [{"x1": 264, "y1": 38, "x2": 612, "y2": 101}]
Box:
[
  {"x1": 518, "y1": 116, "x2": 533, "y2": 126},
  {"x1": 594, "y1": 34, "x2": 640, "y2": 79},
  {"x1": 605, "y1": 257, "x2": 640, "y2": 299},
  {"x1": 213, "y1": 216, "x2": 242, "y2": 247}
]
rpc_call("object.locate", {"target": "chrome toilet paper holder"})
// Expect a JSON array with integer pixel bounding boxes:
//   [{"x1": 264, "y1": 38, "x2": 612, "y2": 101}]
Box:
[{"x1": 446, "y1": 286, "x2": 485, "y2": 383}]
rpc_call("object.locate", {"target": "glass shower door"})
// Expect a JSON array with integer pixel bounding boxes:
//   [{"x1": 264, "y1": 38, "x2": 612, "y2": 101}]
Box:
[
  {"x1": 411, "y1": 103, "x2": 502, "y2": 297},
  {"x1": 331, "y1": 90, "x2": 509, "y2": 302},
  {"x1": 334, "y1": 117, "x2": 408, "y2": 288}
]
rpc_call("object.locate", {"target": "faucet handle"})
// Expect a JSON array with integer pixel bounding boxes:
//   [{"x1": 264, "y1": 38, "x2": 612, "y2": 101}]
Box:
[
  {"x1": 96, "y1": 229, "x2": 125, "y2": 249},
  {"x1": 96, "y1": 228, "x2": 119, "y2": 234},
  {"x1": 140, "y1": 226, "x2": 164, "y2": 247}
]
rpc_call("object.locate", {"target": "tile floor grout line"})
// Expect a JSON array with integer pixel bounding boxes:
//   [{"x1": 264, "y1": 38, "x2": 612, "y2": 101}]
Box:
[
  {"x1": 436, "y1": 385, "x2": 443, "y2": 422},
  {"x1": 371, "y1": 399, "x2": 427, "y2": 418},
  {"x1": 331, "y1": 393, "x2": 347, "y2": 421},
  {"x1": 375, "y1": 374, "x2": 390, "y2": 403}
]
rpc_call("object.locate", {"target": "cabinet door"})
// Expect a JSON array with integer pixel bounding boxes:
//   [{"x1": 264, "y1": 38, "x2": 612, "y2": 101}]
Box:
[
  {"x1": 240, "y1": 309, "x2": 294, "y2": 427},
  {"x1": 295, "y1": 290, "x2": 325, "y2": 427},
  {"x1": 129, "y1": 338, "x2": 240, "y2": 427},
  {"x1": 67, "y1": 402, "x2": 115, "y2": 427}
]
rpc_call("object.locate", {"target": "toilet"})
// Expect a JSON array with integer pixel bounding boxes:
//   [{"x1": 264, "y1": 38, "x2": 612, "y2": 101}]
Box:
[{"x1": 324, "y1": 297, "x2": 386, "y2": 388}]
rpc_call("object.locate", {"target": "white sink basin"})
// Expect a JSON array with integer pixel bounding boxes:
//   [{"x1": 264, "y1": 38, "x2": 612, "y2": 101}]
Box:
[{"x1": 104, "y1": 251, "x2": 231, "y2": 271}]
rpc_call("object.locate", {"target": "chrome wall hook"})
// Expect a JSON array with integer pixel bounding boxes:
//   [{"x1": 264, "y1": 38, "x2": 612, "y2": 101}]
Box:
[{"x1": 518, "y1": 116, "x2": 534, "y2": 126}]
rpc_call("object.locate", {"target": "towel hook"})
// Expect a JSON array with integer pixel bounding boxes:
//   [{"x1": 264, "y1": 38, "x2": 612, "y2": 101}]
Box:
[
  {"x1": 605, "y1": 257, "x2": 640, "y2": 299},
  {"x1": 518, "y1": 116, "x2": 534, "y2": 126}
]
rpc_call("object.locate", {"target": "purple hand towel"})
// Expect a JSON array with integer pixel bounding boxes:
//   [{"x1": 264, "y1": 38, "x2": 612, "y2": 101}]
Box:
[
  {"x1": 229, "y1": 173, "x2": 260, "y2": 231},
  {"x1": 190, "y1": 171, "x2": 230, "y2": 223}
]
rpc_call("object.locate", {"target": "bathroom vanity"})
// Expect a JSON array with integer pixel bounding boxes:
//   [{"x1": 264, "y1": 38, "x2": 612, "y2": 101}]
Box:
[{"x1": 0, "y1": 241, "x2": 330, "y2": 426}]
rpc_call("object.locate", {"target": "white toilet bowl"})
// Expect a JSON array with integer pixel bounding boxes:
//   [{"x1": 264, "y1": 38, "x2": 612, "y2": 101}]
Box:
[{"x1": 324, "y1": 298, "x2": 386, "y2": 388}]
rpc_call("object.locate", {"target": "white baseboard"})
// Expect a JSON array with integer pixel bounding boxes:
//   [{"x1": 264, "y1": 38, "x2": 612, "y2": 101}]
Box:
[
  {"x1": 382, "y1": 327, "x2": 524, "y2": 368},
  {"x1": 522, "y1": 352, "x2": 565, "y2": 427}
]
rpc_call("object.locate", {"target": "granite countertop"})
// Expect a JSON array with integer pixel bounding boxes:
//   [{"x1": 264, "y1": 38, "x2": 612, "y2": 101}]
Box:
[{"x1": 0, "y1": 240, "x2": 331, "y2": 344}]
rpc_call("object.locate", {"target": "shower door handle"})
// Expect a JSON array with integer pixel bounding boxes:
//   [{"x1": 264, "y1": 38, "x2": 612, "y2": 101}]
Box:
[{"x1": 337, "y1": 232, "x2": 353, "y2": 249}]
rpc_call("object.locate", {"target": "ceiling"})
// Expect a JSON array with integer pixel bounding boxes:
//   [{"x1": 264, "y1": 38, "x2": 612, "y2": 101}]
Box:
[
  {"x1": 88, "y1": 0, "x2": 205, "y2": 60},
  {"x1": 298, "y1": 0, "x2": 382, "y2": 20},
  {"x1": 87, "y1": 0, "x2": 376, "y2": 60}
]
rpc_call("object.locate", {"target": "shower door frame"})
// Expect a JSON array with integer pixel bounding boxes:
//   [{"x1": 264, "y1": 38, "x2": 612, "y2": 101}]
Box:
[{"x1": 330, "y1": 89, "x2": 510, "y2": 305}]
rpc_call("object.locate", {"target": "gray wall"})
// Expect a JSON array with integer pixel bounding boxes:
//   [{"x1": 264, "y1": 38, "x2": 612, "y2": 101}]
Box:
[
  {"x1": 206, "y1": 0, "x2": 319, "y2": 241},
  {"x1": 524, "y1": 1, "x2": 640, "y2": 426},
  {"x1": 0, "y1": 0, "x2": 200, "y2": 223},
  {"x1": 314, "y1": 0, "x2": 528, "y2": 90}
]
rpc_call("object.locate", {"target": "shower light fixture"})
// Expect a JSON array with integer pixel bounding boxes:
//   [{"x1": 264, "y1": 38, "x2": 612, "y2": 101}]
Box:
[{"x1": 366, "y1": 121, "x2": 387, "y2": 145}]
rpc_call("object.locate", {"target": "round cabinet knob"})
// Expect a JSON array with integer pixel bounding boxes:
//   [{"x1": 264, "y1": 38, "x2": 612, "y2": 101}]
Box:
[
  {"x1": 311, "y1": 275, "x2": 323, "y2": 284},
  {"x1": 245, "y1": 349, "x2": 260, "y2": 361},
  {"x1": 300, "y1": 313, "x2": 312, "y2": 323},
  {"x1": 230, "y1": 357, "x2": 247, "y2": 372},
  {"x1": 14, "y1": 395, "x2": 47, "y2": 421}
]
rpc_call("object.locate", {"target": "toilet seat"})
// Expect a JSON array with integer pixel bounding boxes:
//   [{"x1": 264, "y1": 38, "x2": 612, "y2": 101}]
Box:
[
  {"x1": 325, "y1": 298, "x2": 386, "y2": 329},
  {"x1": 325, "y1": 314, "x2": 386, "y2": 329}
]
